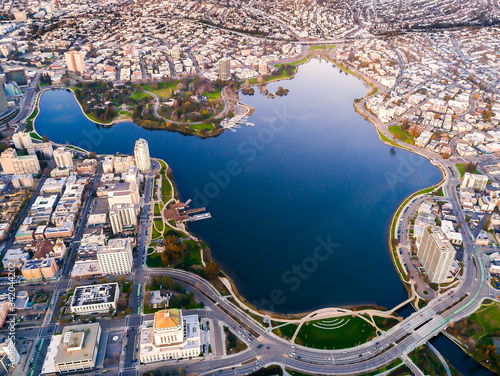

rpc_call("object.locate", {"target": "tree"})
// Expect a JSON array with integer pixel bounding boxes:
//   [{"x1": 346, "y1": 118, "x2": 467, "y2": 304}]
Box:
[
  {"x1": 42, "y1": 135, "x2": 49, "y2": 142},
  {"x1": 100, "y1": 278, "x2": 107, "y2": 284},
  {"x1": 88, "y1": 152, "x2": 97, "y2": 159},
  {"x1": 205, "y1": 262, "x2": 221, "y2": 279},
  {"x1": 151, "y1": 369, "x2": 162, "y2": 376}
]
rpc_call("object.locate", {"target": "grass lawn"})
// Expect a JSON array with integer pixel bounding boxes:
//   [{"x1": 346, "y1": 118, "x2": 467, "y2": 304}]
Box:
[
  {"x1": 272, "y1": 323, "x2": 298, "y2": 341},
  {"x1": 30, "y1": 132, "x2": 42, "y2": 140},
  {"x1": 184, "y1": 240, "x2": 202, "y2": 265},
  {"x1": 456, "y1": 163, "x2": 480, "y2": 177},
  {"x1": 130, "y1": 91, "x2": 151, "y2": 101},
  {"x1": 310, "y1": 44, "x2": 335, "y2": 50},
  {"x1": 295, "y1": 316, "x2": 377, "y2": 349},
  {"x1": 152, "y1": 219, "x2": 164, "y2": 239},
  {"x1": 154, "y1": 203, "x2": 161, "y2": 216},
  {"x1": 448, "y1": 299, "x2": 500, "y2": 373},
  {"x1": 157, "y1": 159, "x2": 167, "y2": 173},
  {"x1": 388, "y1": 126, "x2": 415, "y2": 145},
  {"x1": 27, "y1": 108, "x2": 38, "y2": 121},
  {"x1": 409, "y1": 345, "x2": 447, "y2": 375},
  {"x1": 373, "y1": 316, "x2": 400, "y2": 331},
  {"x1": 146, "y1": 253, "x2": 164, "y2": 268},
  {"x1": 85, "y1": 112, "x2": 112, "y2": 124},
  {"x1": 142, "y1": 82, "x2": 178, "y2": 99},
  {"x1": 202, "y1": 88, "x2": 221, "y2": 101},
  {"x1": 183, "y1": 122, "x2": 215, "y2": 131},
  {"x1": 377, "y1": 129, "x2": 400, "y2": 148},
  {"x1": 161, "y1": 175, "x2": 172, "y2": 203}
]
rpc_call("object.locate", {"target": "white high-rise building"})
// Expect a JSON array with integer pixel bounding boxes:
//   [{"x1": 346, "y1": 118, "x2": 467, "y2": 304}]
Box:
[
  {"x1": 109, "y1": 203, "x2": 137, "y2": 234},
  {"x1": 134, "y1": 138, "x2": 151, "y2": 173},
  {"x1": 218, "y1": 58, "x2": 231, "y2": 80},
  {"x1": 53, "y1": 147, "x2": 73, "y2": 169},
  {"x1": 461, "y1": 173, "x2": 488, "y2": 192},
  {"x1": 64, "y1": 51, "x2": 85, "y2": 73},
  {"x1": 417, "y1": 226, "x2": 456, "y2": 283},
  {"x1": 97, "y1": 238, "x2": 133, "y2": 275},
  {"x1": 12, "y1": 132, "x2": 33, "y2": 150}
]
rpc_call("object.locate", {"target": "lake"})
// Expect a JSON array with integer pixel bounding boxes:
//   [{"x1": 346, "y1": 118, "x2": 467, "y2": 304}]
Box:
[{"x1": 34, "y1": 59, "x2": 442, "y2": 313}]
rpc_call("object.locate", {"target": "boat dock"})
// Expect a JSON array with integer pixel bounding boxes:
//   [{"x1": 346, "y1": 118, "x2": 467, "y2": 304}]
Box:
[
  {"x1": 189, "y1": 213, "x2": 212, "y2": 221},
  {"x1": 163, "y1": 201, "x2": 212, "y2": 223},
  {"x1": 220, "y1": 104, "x2": 254, "y2": 132}
]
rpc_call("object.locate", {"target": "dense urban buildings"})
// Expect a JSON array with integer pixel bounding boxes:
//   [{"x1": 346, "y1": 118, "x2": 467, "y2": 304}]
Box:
[{"x1": 0, "y1": 0, "x2": 500, "y2": 372}]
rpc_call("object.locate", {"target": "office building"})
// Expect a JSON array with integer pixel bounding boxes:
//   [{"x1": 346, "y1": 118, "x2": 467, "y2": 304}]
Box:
[
  {"x1": 218, "y1": 58, "x2": 231, "y2": 80},
  {"x1": 0, "y1": 149, "x2": 40, "y2": 175},
  {"x1": 5, "y1": 68, "x2": 27, "y2": 86},
  {"x1": 113, "y1": 155, "x2": 135, "y2": 173},
  {"x1": 64, "y1": 51, "x2": 85, "y2": 73},
  {"x1": 96, "y1": 181, "x2": 140, "y2": 206},
  {"x1": 139, "y1": 309, "x2": 201, "y2": 363},
  {"x1": 27, "y1": 142, "x2": 54, "y2": 159},
  {"x1": 417, "y1": 226, "x2": 456, "y2": 283},
  {"x1": 42, "y1": 323, "x2": 101, "y2": 374},
  {"x1": 109, "y1": 203, "x2": 137, "y2": 234},
  {"x1": 97, "y1": 238, "x2": 133, "y2": 275},
  {"x1": 21, "y1": 258, "x2": 58, "y2": 280},
  {"x1": 53, "y1": 147, "x2": 73, "y2": 169},
  {"x1": 12, "y1": 132, "x2": 32, "y2": 150},
  {"x1": 461, "y1": 172, "x2": 488, "y2": 192},
  {"x1": 70, "y1": 283, "x2": 119, "y2": 315},
  {"x1": 2, "y1": 247, "x2": 30, "y2": 269},
  {"x1": 134, "y1": 138, "x2": 151, "y2": 173},
  {"x1": 87, "y1": 198, "x2": 109, "y2": 226},
  {"x1": 11, "y1": 174, "x2": 34, "y2": 188}
]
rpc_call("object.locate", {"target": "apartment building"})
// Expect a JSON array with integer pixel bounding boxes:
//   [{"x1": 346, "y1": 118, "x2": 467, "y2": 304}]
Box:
[
  {"x1": 417, "y1": 226, "x2": 456, "y2": 283},
  {"x1": 97, "y1": 238, "x2": 133, "y2": 275}
]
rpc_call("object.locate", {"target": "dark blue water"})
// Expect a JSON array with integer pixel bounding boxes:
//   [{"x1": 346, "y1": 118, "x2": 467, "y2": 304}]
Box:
[{"x1": 35, "y1": 59, "x2": 442, "y2": 313}]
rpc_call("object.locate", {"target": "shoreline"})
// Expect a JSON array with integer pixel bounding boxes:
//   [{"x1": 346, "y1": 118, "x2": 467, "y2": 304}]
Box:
[{"x1": 30, "y1": 56, "x2": 445, "y2": 319}]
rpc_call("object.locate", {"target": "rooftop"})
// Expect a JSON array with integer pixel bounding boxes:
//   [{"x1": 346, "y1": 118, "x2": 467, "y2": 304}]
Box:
[
  {"x1": 70, "y1": 282, "x2": 118, "y2": 307},
  {"x1": 154, "y1": 309, "x2": 180, "y2": 330},
  {"x1": 53, "y1": 323, "x2": 100, "y2": 365}
]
